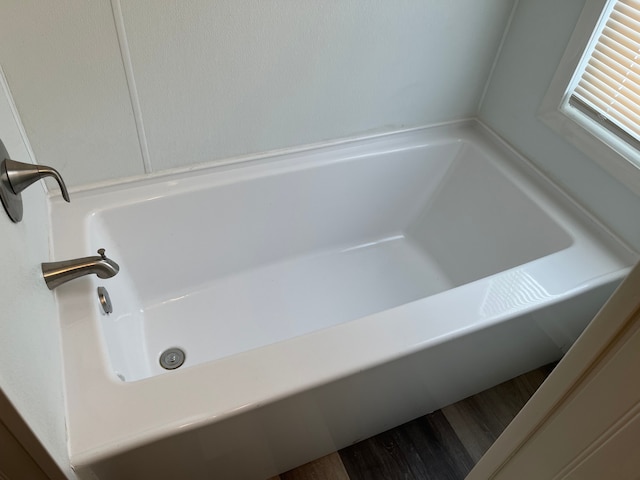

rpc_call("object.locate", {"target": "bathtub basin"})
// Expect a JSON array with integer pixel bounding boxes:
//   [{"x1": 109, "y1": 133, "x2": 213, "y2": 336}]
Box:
[{"x1": 51, "y1": 121, "x2": 636, "y2": 479}]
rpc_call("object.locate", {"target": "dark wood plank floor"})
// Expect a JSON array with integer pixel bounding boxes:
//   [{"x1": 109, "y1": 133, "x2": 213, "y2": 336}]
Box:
[{"x1": 273, "y1": 364, "x2": 554, "y2": 480}]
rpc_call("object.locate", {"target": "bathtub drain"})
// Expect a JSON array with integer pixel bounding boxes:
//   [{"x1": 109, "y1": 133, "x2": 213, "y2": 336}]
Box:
[{"x1": 159, "y1": 348, "x2": 186, "y2": 370}]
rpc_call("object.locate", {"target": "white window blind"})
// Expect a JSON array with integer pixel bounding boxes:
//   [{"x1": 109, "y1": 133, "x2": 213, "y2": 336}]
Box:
[{"x1": 569, "y1": 0, "x2": 640, "y2": 148}]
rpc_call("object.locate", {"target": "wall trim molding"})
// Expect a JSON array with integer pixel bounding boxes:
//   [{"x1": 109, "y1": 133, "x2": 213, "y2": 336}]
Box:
[{"x1": 110, "y1": 0, "x2": 152, "y2": 174}]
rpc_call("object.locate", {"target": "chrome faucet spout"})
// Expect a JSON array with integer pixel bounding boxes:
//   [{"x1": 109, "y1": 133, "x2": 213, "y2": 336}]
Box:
[{"x1": 42, "y1": 248, "x2": 120, "y2": 290}]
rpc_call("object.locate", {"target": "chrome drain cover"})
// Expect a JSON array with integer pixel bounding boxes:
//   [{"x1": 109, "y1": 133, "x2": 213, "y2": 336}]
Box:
[{"x1": 159, "y1": 348, "x2": 186, "y2": 370}]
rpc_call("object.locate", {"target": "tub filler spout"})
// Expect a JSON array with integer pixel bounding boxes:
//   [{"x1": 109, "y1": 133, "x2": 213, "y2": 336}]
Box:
[{"x1": 42, "y1": 248, "x2": 120, "y2": 290}]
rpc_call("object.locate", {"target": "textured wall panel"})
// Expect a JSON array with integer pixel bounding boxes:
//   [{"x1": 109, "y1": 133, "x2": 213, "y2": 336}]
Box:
[
  {"x1": 119, "y1": 0, "x2": 513, "y2": 172},
  {"x1": 0, "y1": 69, "x2": 73, "y2": 477},
  {"x1": 0, "y1": 1, "x2": 145, "y2": 187}
]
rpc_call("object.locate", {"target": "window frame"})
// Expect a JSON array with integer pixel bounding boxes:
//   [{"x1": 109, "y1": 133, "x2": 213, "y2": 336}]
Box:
[{"x1": 539, "y1": 0, "x2": 640, "y2": 195}]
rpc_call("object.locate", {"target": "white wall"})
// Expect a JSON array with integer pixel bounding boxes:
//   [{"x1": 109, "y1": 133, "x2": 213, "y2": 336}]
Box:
[
  {"x1": 0, "y1": 74, "x2": 72, "y2": 476},
  {"x1": 0, "y1": 0, "x2": 515, "y2": 187},
  {"x1": 480, "y1": 0, "x2": 640, "y2": 251}
]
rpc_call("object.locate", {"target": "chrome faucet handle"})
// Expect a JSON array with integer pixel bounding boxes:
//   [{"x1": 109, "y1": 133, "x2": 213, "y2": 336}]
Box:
[
  {"x1": 3, "y1": 158, "x2": 70, "y2": 202},
  {"x1": 0, "y1": 138, "x2": 70, "y2": 223},
  {"x1": 98, "y1": 248, "x2": 107, "y2": 259}
]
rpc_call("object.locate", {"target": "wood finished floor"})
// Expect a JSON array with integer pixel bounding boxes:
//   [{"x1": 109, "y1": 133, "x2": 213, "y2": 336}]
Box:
[{"x1": 271, "y1": 364, "x2": 554, "y2": 480}]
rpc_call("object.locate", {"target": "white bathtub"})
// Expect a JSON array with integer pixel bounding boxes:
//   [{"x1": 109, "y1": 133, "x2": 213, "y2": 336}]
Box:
[{"x1": 51, "y1": 121, "x2": 635, "y2": 479}]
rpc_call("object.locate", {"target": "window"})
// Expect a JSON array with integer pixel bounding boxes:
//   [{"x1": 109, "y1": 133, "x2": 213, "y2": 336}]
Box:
[
  {"x1": 568, "y1": 0, "x2": 640, "y2": 150},
  {"x1": 540, "y1": 0, "x2": 640, "y2": 194}
]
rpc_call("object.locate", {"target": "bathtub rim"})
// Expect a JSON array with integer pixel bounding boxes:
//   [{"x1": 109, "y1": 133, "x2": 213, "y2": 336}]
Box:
[
  {"x1": 62, "y1": 267, "x2": 631, "y2": 469},
  {"x1": 49, "y1": 120, "x2": 638, "y2": 468},
  {"x1": 55, "y1": 118, "x2": 475, "y2": 197},
  {"x1": 49, "y1": 119, "x2": 637, "y2": 259}
]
